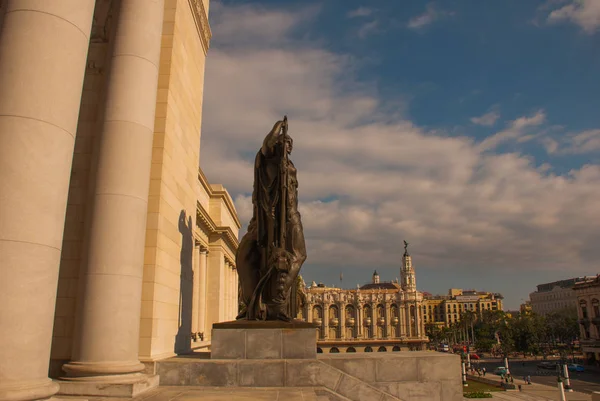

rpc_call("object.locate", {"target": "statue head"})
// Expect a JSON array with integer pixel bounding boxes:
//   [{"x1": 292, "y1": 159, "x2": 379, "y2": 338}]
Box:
[{"x1": 283, "y1": 135, "x2": 293, "y2": 155}]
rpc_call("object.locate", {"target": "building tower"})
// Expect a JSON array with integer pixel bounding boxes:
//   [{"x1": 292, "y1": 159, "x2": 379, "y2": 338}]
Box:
[
  {"x1": 372, "y1": 270, "x2": 380, "y2": 284},
  {"x1": 401, "y1": 240, "x2": 416, "y2": 292}
]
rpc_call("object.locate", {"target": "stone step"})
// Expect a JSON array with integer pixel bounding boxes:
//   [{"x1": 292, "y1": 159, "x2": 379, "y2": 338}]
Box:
[
  {"x1": 315, "y1": 387, "x2": 353, "y2": 401},
  {"x1": 156, "y1": 358, "x2": 403, "y2": 401}
]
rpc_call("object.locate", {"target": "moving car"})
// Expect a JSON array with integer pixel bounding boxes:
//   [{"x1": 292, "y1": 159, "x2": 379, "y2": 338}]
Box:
[
  {"x1": 470, "y1": 354, "x2": 480, "y2": 360},
  {"x1": 567, "y1": 364, "x2": 585, "y2": 372},
  {"x1": 537, "y1": 362, "x2": 554, "y2": 369},
  {"x1": 493, "y1": 367, "x2": 507, "y2": 376}
]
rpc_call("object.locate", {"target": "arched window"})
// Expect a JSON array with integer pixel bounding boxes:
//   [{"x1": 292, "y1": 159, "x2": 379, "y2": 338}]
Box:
[
  {"x1": 592, "y1": 299, "x2": 600, "y2": 318},
  {"x1": 317, "y1": 347, "x2": 323, "y2": 353},
  {"x1": 365, "y1": 346, "x2": 373, "y2": 352},
  {"x1": 392, "y1": 346, "x2": 401, "y2": 352},
  {"x1": 346, "y1": 347, "x2": 356, "y2": 353},
  {"x1": 377, "y1": 346, "x2": 387, "y2": 352},
  {"x1": 580, "y1": 300, "x2": 588, "y2": 319},
  {"x1": 330, "y1": 347, "x2": 340, "y2": 353}
]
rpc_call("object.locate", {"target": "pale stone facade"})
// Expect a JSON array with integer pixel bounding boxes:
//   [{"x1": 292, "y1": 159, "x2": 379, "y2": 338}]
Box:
[
  {"x1": 423, "y1": 288, "x2": 504, "y2": 329},
  {"x1": 529, "y1": 277, "x2": 587, "y2": 315},
  {"x1": 0, "y1": 1, "x2": 240, "y2": 400},
  {"x1": 573, "y1": 276, "x2": 600, "y2": 364},
  {"x1": 302, "y1": 253, "x2": 429, "y2": 352}
]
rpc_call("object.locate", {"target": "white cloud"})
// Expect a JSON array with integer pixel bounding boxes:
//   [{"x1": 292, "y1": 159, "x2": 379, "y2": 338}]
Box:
[
  {"x1": 357, "y1": 20, "x2": 379, "y2": 38},
  {"x1": 471, "y1": 110, "x2": 500, "y2": 126},
  {"x1": 544, "y1": 129, "x2": 600, "y2": 154},
  {"x1": 546, "y1": 0, "x2": 600, "y2": 33},
  {"x1": 407, "y1": 3, "x2": 451, "y2": 30},
  {"x1": 347, "y1": 7, "x2": 373, "y2": 18},
  {"x1": 478, "y1": 110, "x2": 546, "y2": 151},
  {"x1": 202, "y1": 3, "x2": 600, "y2": 276}
]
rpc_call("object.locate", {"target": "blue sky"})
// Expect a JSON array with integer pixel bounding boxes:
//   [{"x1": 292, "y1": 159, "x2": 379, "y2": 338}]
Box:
[{"x1": 200, "y1": 0, "x2": 600, "y2": 309}]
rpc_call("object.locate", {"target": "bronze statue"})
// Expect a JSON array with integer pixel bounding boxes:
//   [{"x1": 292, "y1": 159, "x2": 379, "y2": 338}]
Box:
[
  {"x1": 403, "y1": 240, "x2": 409, "y2": 256},
  {"x1": 236, "y1": 117, "x2": 307, "y2": 321}
]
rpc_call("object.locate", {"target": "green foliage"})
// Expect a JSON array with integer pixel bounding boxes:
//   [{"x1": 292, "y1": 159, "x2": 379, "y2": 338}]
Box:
[
  {"x1": 438, "y1": 308, "x2": 579, "y2": 357},
  {"x1": 464, "y1": 392, "x2": 493, "y2": 398}
]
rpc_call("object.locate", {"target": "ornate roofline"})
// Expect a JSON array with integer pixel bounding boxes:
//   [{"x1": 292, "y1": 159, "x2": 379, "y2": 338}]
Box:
[
  {"x1": 198, "y1": 168, "x2": 241, "y2": 229},
  {"x1": 196, "y1": 200, "x2": 239, "y2": 253},
  {"x1": 188, "y1": 0, "x2": 212, "y2": 55}
]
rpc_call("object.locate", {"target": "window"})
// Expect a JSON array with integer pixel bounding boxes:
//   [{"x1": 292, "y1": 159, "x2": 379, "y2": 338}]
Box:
[
  {"x1": 580, "y1": 300, "x2": 588, "y2": 319},
  {"x1": 593, "y1": 299, "x2": 600, "y2": 318}
]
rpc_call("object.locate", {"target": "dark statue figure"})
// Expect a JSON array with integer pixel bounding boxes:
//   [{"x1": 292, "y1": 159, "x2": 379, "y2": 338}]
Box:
[
  {"x1": 236, "y1": 117, "x2": 307, "y2": 321},
  {"x1": 403, "y1": 240, "x2": 409, "y2": 256}
]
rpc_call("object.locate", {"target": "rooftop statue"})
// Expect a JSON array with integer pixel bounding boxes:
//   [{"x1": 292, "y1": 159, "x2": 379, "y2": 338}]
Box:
[{"x1": 236, "y1": 117, "x2": 307, "y2": 321}]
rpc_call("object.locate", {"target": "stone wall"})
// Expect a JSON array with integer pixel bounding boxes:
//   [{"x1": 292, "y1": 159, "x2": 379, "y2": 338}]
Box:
[{"x1": 140, "y1": 0, "x2": 212, "y2": 360}]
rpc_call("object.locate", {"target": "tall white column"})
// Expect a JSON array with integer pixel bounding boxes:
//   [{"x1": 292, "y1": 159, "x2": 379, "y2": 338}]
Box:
[
  {"x1": 231, "y1": 266, "x2": 237, "y2": 318},
  {"x1": 224, "y1": 260, "x2": 230, "y2": 320},
  {"x1": 63, "y1": 0, "x2": 165, "y2": 383},
  {"x1": 0, "y1": 2, "x2": 96, "y2": 401},
  {"x1": 197, "y1": 248, "x2": 208, "y2": 337},
  {"x1": 191, "y1": 243, "x2": 200, "y2": 336}
]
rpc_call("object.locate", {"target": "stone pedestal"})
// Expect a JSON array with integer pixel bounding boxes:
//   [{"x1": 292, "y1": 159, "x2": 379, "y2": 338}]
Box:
[{"x1": 211, "y1": 320, "x2": 318, "y2": 360}]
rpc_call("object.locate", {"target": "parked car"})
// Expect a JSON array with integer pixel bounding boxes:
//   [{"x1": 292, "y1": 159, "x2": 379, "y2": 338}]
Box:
[
  {"x1": 493, "y1": 367, "x2": 507, "y2": 376},
  {"x1": 539, "y1": 362, "x2": 555, "y2": 369},
  {"x1": 567, "y1": 364, "x2": 585, "y2": 372},
  {"x1": 470, "y1": 354, "x2": 480, "y2": 360}
]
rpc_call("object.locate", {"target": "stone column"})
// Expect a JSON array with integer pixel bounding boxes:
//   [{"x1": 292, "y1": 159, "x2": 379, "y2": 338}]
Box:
[
  {"x1": 399, "y1": 305, "x2": 406, "y2": 337},
  {"x1": 191, "y1": 243, "x2": 200, "y2": 336},
  {"x1": 406, "y1": 305, "x2": 413, "y2": 337},
  {"x1": 233, "y1": 267, "x2": 238, "y2": 318},
  {"x1": 225, "y1": 260, "x2": 231, "y2": 320},
  {"x1": 0, "y1": 2, "x2": 96, "y2": 400},
  {"x1": 385, "y1": 302, "x2": 391, "y2": 338},
  {"x1": 356, "y1": 306, "x2": 362, "y2": 338},
  {"x1": 63, "y1": 0, "x2": 164, "y2": 383},
  {"x1": 229, "y1": 264, "x2": 235, "y2": 319},
  {"x1": 415, "y1": 302, "x2": 421, "y2": 337},
  {"x1": 323, "y1": 303, "x2": 330, "y2": 339},
  {"x1": 197, "y1": 248, "x2": 208, "y2": 336},
  {"x1": 339, "y1": 303, "x2": 346, "y2": 339}
]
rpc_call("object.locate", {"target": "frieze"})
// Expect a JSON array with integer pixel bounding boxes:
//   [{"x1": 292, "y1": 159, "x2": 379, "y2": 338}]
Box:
[{"x1": 188, "y1": 0, "x2": 212, "y2": 55}]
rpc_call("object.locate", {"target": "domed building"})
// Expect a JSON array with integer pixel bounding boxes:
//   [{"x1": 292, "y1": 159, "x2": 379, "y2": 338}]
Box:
[{"x1": 301, "y1": 246, "x2": 428, "y2": 353}]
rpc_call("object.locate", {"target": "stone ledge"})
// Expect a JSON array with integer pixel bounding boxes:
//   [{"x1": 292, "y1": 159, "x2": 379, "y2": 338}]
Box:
[
  {"x1": 55, "y1": 375, "x2": 159, "y2": 398},
  {"x1": 213, "y1": 319, "x2": 318, "y2": 329},
  {"x1": 211, "y1": 325, "x2": 317, "y2": 359}
]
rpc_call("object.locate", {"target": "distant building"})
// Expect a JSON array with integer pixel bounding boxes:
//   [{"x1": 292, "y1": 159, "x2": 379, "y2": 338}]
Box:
[
  {"x1": 573, "y1": 275, "x2": 600, "y2": 364},
  {"x1": 423, "y1": 288, "x2": 504, "y2": 330},
  {"x1": 302, "y1": 245, "x2": 428, "y2": 353},
  {"x1": 520, "y1": 301, "x2": 532, "y2": 315},
  {"x1": 529, "y1": 277, "x2": 589, "y2": 315}
]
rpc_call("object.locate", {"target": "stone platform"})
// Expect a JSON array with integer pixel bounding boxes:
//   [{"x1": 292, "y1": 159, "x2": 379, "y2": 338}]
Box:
[
  {"x1": 151, "y1": 321, "x2": 463, "y2": 401},
  {"x1": 156, "y1": 351, "x2": 462, "y2": 401},
  {"x1": 211, "y1": 319, "x2": 317, "y2": 360}
]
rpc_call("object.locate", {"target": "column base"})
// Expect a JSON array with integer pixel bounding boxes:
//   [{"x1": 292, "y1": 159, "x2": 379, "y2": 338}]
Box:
[
  {"x1": 0, "y1": 378, "x2": 60, "y2": 401},
  {"x1": 55, "y1": 375, "x2": 159, "y2": 398}
]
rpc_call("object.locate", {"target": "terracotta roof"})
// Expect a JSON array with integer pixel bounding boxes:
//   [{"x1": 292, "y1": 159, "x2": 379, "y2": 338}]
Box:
[{"x1": 359, "y1": 282, "x2": 401, "y2": 290}]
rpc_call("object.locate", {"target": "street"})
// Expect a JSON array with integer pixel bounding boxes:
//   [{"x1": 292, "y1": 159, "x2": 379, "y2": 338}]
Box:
[{"x1": 471, "y1": 359, "x2": 600, "y2": 394}]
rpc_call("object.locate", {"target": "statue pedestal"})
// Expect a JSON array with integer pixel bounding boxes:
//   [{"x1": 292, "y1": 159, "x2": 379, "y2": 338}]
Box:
[{"x1": 211, "y1": 320, "x2": 317, "y2": 360}]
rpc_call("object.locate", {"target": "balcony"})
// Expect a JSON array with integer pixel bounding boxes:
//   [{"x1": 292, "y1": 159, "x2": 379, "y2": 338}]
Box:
[
  {"x1": 346, "y1": 318, "x2": 355, "y2": 326},
  {"x1": 314, "y1": 318, "x2": 322, "y2": 326},
  {"x1": 364, "y1": 317, "x2": 372, "y2": 326},
  {"x1": 377, "y1": 318, "x2": 386, "y2": 326},
  {"x1": 392, "y1": 317, "x2": 399, "y2": 325},
  {"x1": 330, "y1": 318, "x2": 339, "y2": 327}
]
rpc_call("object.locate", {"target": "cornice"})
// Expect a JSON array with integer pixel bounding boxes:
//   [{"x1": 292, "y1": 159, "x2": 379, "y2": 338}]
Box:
[
  {"x1": 188, "y1": 0, "x2": 212, "y2": 55},
  {"x1": 196, "y1": 200, "x2": 239, "y2": 254},
  {"x1": 198, "y1": 168, "x2": 241, "y2": 229}
]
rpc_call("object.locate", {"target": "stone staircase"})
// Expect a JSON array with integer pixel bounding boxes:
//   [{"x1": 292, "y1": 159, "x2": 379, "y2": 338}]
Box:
[{"x1": 155, "y1": 357, "x2": 403, "y2": 401}]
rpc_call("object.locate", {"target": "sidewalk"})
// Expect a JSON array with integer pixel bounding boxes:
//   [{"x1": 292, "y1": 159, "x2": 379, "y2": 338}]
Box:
[{"x1": 464, "y1": 381, "x2": 593, "y2": 401}]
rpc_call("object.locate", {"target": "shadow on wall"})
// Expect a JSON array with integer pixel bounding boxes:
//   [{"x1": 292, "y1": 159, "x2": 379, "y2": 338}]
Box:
[{"x1": 174, "y1": 210, "x2": 194, "y2": 355}]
